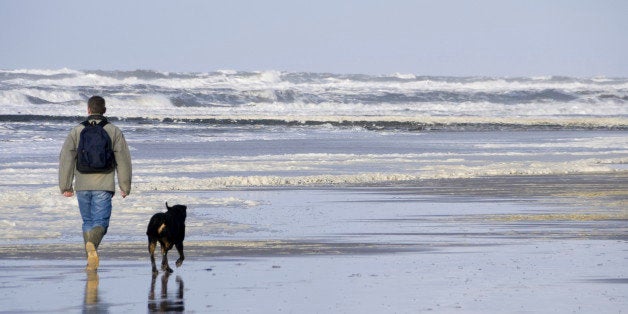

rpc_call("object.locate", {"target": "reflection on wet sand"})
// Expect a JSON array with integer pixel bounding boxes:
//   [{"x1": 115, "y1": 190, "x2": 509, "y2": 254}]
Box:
[
  {"x1": 148, "y1": 272, "x2": 185, "y2": 313},
  {"x1": 83, "y1": 271, "x2": 108, "y2": 313}
]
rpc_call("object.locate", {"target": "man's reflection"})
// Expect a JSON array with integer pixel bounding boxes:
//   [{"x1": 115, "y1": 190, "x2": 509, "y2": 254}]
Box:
[
  {"x1": 83, "y1": 271, "x2": 108, "y2": 313},
  {"x1": 148, "y1": 272, "x2": 185, "y2": 313}
]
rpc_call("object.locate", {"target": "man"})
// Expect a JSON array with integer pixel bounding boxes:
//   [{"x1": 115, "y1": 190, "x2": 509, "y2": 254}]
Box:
[{"x1": 59, "y1": 96, "x2": 132, "y2": 271}]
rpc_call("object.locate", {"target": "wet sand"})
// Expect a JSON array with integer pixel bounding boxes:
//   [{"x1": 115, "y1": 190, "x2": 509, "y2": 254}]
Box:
[
  {"x1": 0, "y1": 174, "x2": 626, "y2": 313},
  {"x1": 0, "y1": 240, "x2": 626, "y2": 313}
]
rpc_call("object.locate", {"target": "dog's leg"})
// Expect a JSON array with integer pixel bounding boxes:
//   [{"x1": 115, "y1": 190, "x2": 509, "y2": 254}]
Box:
[
  {"x1": 161, "y1": 244, "x2": 173, "y2": 273},
  {"x1": 175, "y1": 242, "x2": 184, "y2": 267},
  {"x1": 148, "y1": 239, "x2": 158, "y2": 273}
]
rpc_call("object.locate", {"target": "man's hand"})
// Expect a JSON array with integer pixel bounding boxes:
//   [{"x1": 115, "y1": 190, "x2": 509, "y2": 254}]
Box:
[
  {"x1": 63, "y1": 191, "x2": 74, "y2": 197},
  {"x1": 120, "y1": 190, "x2": 128, "y2": 198}
]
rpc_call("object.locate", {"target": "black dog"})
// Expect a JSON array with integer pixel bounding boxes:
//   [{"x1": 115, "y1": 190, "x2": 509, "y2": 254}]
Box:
[{"x1": 147, "y1": 202, "x2": 187, "y2": 273}]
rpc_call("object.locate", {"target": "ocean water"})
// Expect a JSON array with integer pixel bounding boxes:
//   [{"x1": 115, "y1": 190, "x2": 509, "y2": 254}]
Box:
[{"x1": 0, "y1": 69, "x2": 626, "y2": 244}]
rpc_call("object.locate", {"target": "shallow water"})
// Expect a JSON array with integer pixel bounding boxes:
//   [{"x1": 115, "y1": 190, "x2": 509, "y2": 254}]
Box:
[{"x1": 1, "y1": 118, "x2": 626, "y2": 243}]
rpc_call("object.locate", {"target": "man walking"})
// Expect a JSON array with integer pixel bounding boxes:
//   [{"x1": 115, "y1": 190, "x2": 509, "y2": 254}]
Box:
[{"x1": 59, "y1": 96, "x2": 132, "y2": 271}]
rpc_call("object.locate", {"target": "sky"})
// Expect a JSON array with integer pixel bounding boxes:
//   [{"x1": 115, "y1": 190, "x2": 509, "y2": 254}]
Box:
[{"x1": 1, "y1": 0, "x2": 627, "y2": 77}]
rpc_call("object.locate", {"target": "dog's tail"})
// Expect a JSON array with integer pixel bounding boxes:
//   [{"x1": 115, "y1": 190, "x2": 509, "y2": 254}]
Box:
[{"x1": 166, "y1": 202, "x2": 170, "y2": 209}]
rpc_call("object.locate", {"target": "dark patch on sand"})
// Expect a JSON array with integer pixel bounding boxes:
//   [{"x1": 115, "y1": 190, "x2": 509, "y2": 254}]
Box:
[
  {"x1": 353, "y1": 173, "x2": 628, "y2": 201},
  {"x1": 0, "y1": 240, "x2": 430, "y2": 261},
  {"x1": 585, "y1": 278, "x2": 628, "y2": 284}
]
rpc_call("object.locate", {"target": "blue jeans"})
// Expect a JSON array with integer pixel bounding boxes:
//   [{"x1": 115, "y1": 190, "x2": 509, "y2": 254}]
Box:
[{"x1": 77, "y1": 191, "x2": 113, "y2": 234}]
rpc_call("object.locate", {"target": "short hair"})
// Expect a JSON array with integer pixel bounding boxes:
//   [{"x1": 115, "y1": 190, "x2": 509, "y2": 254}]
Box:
[{"x1": 88, "y1": 96, "x2": 106, "y2": 114}]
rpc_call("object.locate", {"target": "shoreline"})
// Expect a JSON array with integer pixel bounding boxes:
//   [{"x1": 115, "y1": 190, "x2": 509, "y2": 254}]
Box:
[{"x1": 1, "y1": 173, "x2": 626, "y2": 246}]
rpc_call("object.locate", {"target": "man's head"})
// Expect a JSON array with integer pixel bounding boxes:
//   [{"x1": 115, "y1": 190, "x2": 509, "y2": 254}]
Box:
[{"x1": 88, "y1": 96, "x2": 106, "y2": 115}]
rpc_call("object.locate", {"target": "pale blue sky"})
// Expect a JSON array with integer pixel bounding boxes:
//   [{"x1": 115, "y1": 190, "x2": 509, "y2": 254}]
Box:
[{"x1": 1, "y1": 0, "x2": 626, "y2": 76}]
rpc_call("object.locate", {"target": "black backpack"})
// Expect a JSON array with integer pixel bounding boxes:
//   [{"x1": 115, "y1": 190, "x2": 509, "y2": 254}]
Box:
[{"x1": 76, "y1": 118, "x2": 116, "y2": 173}]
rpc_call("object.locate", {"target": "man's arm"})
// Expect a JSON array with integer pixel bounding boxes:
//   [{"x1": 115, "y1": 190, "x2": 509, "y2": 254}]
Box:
[
  {"x1": 113, "y1": 128, "x2": 132, "y2": 197},
  {"x1": 59, "y1": 130, "x2": 77, "y2": 196}
]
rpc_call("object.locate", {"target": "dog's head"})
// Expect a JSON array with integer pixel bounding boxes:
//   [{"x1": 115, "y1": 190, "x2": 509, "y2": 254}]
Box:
[{"x1": 166, "y1": 202, "x2": 187, "y2": 219}]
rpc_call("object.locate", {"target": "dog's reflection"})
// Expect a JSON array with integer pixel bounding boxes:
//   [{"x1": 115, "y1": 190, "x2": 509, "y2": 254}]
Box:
[{"x1": 148, "y1": 272, "x2": 185, "y2": 313}]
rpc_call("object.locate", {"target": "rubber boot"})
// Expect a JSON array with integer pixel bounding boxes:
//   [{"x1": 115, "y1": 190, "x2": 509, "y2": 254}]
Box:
[
  {"x1": 85, "y1": 226, "x2": 105, "y2": 271},
  {"x1": 82, "y1": 232, "x2": 89, "y2": 245},
  {"x1": 89, "y1": 226, "x2": 105, "y2": 249},
  {"x1": 82, "y1": 231, "x2": 93, "y2": 271}
]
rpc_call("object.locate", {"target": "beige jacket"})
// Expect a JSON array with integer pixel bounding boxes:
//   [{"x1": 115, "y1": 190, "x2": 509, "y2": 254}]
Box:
[{"x1": 58, "y1": 116, "x2": 132, "y2": 195}]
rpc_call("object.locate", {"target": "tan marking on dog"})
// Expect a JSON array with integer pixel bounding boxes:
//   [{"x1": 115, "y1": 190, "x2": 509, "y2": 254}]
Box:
[
  {"x1": 162, "y1": 240, "x2": 171, "y2": 249},
  {"x1": 157, "y1": 223, "x2": 166, "y2": 234}
]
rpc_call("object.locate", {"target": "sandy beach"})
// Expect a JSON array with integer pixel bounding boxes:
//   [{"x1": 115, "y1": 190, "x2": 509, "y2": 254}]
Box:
[{"x1": 1, "y1": 174, "x2": 626, "y2": 313}]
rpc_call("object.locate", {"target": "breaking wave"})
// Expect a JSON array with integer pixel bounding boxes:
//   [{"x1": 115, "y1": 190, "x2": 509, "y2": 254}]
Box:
[{"x1": 1, "y1": 69, "x2": 626, "y2": 130}]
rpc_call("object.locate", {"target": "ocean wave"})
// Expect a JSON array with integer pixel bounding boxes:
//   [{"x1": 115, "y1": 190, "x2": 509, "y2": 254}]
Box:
[
  {"x1": 0, "y1": 68, "x2": 82, "y2": 76},
  {"x1": 1, "y1": 69, "x2": 627, "y2": 131},
  {"x1": 2, "y1": 88, "x2": 627, "y2": 118},
  {"x1": 3, "y1": 69, "x2": 627, "y2": 92}
]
